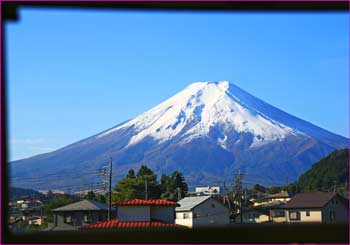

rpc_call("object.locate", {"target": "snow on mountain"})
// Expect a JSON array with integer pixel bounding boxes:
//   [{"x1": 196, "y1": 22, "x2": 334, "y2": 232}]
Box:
[
  {"x1": 97, "y1": 81, "x2": 301, "y2": 149},
  {"x1": 10, "y1": 80, "x2": 348, "y2": 190}
]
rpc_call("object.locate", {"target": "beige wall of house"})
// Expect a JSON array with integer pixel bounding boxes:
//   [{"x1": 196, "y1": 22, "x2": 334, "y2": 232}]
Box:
[{"x1": 286, "y1": 210, "x2": 322, "y2": 223}]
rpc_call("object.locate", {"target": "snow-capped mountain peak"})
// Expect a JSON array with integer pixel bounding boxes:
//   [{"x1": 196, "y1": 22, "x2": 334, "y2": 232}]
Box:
[{"x1": 97, "y1": 81, "x2": 297, "y2": 148}]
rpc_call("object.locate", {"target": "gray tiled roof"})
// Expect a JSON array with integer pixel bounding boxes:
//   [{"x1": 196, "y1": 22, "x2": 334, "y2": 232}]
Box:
[
  {"x1": 53, "y1": 200, "x2": 115, "y2": 212},
  {"x1": 176, "y1": 196, "x2": 211, "y2": 211}
]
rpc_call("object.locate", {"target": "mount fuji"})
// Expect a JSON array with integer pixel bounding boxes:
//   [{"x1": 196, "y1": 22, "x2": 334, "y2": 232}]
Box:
[{"x1": 10, "y1": 81, "x2": 348, "y2": 190}]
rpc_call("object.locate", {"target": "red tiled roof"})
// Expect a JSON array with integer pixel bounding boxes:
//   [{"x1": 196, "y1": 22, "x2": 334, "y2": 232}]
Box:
[
  {"x1": 113, "y1": 199, "x2": 178, "y2": 206},
  {"x1": 82, "y1": 219, "x2": 185, "y2": 229}
]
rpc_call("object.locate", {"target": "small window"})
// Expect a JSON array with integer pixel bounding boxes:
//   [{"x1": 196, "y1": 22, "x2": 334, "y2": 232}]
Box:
[
  {"x1": 183, "y1": 213, "x2": 190, "y2": 219},
  {"x1": 276, "y1": 211, "x2": 285, "y2": 217},
  {"x1": 84, "y1": 214, "x2": 90, "y2": 223},
  {"x1": 193, "y1": 213, "x2": 198, "y2": 218},
  {"x1": 211, "y1": 204, "x2": 215, "y2": 208},
  {"x1": 64, "y1": 216, "x2": 72, "y2": 224},
  {"x1": 335, "y1": 200, "x2": 338, "y2": 205},
  {"x1": 306, "y1": 211, "x2": 310, "y2": 217},
  {"x1": 330, "y1": 211, "x2": 336, "y2": 221},
  {"x1": 289, "y1": 211, "x2": 300, "y2": 220}
]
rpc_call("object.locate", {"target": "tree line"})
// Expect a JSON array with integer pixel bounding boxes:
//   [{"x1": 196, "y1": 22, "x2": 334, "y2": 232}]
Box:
[{"x1": 112, "y1": 165, "x2": 188, "y2": 202}]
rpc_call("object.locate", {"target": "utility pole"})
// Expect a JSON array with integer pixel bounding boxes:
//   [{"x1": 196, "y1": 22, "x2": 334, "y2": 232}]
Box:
[
  {"x1": 108, "y1": 158, "x2": 112, "y2": 220},
  {"x1": 244, "y1": 184, "x2": 248, "y2": 207},
  {"x1": 145, "y1": 179, "x2": 148, "y2": 200},
  {"x1": 234, "y1": 170, "x2": 243, "y2": 224},
  {"x1": 177, "y1": 187, "x2": 182, "y2": 201}
]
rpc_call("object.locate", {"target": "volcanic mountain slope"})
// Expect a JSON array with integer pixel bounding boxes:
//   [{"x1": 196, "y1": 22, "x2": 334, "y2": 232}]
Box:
[{"x1": 10, "y1": 81, "x2": 348, "y2": 190}]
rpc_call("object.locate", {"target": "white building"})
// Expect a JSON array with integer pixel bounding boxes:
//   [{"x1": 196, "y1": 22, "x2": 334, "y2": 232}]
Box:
[
  {"x1": 195, "y1": 186, "x2": 221, "y2": 196},
  {"x1": 115, "y1": 199, "x2": 177, "y2": 223},
  {"x1": 175, "y1": 196, "x2": 231, "y2": 228},
  {"x1": 82, "y1": 199, "x2": 184, "y2": 230}
]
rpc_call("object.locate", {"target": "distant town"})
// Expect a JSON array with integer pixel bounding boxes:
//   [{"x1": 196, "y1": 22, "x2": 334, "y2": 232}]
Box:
[{"x1": 8, "y1": 149, "x2": 349, "y2": 233}]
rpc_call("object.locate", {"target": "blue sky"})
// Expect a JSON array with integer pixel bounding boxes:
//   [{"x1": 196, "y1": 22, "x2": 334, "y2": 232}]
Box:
[{"x1": 6, "y1": 8, "x2": 349, "y2": 161}]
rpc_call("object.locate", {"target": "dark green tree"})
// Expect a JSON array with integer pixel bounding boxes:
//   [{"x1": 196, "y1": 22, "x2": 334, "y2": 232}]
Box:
[
  {"x1": 127, "y1": 169, "x2": 136, "y2": 178},
  {"x1": 160, "y1": 171, "x2": 188, "y2": 201},
  {"x1": 137, "y1": 165, "x2": 154, "y2": 177},
  {"x1": 86, "y1": 190, "x2": 96, "y2": 200},
  {"x1": 296, "y1": 149, "x2": 349, "y2": 193},
  {"x1": 95, "y1": 194, "x2": 106, "y2": 203},
  {"x1": 112, "y1": 165, "x2": 161, "y2": 202},
  {"x1": 253, "y1": 184, "x2": 266, "y2": 193}
]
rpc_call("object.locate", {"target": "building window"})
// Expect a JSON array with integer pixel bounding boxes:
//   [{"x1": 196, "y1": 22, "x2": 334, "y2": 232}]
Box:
[
  {"x1": 183, "y1": 213, "x2": 190, "y2": 219},
  {"x1": 211, "y1": 204, "x2": 215, "y2": 208},
  {"x1": 289, "y1": 211, "x2": 300, "y2": 221},
  {"x1": 306, "y1": 211, "x2": 310, "y2": 217},
  {"x1": 275, "y1": 211, "x2": 285, "y2": 217},
  {"x1": 193, "y1": 213, "x2": 198, "y2": 218},
  {"x1": 84, "y1": 214, "x2": 90, "y2": 223},
  {"x1": 330, "y1": 211, "x2": 335, "y2": 221},
  {"x1": 64, "y1": 216, "x2": 72, "y2": 224}
]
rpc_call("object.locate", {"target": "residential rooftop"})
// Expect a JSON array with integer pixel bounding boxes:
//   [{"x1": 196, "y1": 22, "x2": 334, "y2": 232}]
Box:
[
  {"x1": 82, "y1": 219, "x2": 185, "y2": 229},
  {"x1": 52, "y1": 199, "x2": 115, "y2": 212},
  {"x1": 176, "y1": 196, "x2": 211, "y2": 211},
  {"x1": 113, "y1": 199, "x2": 178, "y2": 207},
  {"x1": 284, "y1": 192, "x2": 337, "y2": 209}
]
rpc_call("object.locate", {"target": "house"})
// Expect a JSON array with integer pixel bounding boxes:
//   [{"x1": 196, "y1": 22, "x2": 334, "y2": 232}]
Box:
[
  {"x1": 82, "y1": 199, "x2": 184, "y2": 230},
  {"x1": 234, "y1": 208, "x2": 269, "y2": 223},
  {"x1": 284, "y1": 192, "x2": 348, "y2": 223},
  {"x1": 175, "y1": 196, "x2": 231, "y2": 228},
  {"x1": 44, "y1": 199, "x2": 115, "y2": 231},
  {"x1": 267, "y1": 191, "x2": 291, "y2": 203},
  {"x1": 253, "y1": 191, "x2": 291, "y2": 207},
  {"x1": 235, "y1": 202, "x2": 285, "y2": 223},
  {"x1": 269, "y1": 205, "x2": 288, "y2": 223}
]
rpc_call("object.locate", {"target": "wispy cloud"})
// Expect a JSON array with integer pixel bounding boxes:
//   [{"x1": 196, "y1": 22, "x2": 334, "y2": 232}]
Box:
[
  {"x1": 30, "y1": 146, "x2": 56, "y2": 151},
  {"x1": 10, "y1": 138, "x2": 56, "y2": 154},
  {"x1": 10, "y1": 138, "x2": 44, "y2": 145}
]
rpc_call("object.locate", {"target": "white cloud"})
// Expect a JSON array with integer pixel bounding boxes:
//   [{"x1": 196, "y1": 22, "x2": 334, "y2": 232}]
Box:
[
  {"x1": 10, "y1": 138, "x2": 44, "y2": 145},
  {"x1": 30, "y1": 146, "x2": 56, "y2": 151}
]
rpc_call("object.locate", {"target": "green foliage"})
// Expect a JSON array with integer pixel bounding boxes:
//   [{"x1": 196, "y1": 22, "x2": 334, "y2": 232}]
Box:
[
  {"x1": 253, "y1": 184, "x2": 266, "y2": 193},
  {"x1": 161, "y1": 171, "x2": 188, "y2": 201},
  {"x1": 112, "y1": 165, "x2": 188, "y2": 202},
  {"x1": 95, "y1": 194, "x2": 106, "y2": 203},
  {"x1": 267, "y1": 186, "x2": 283, "y2": 194},
  {"x1": 86, "y1": 190, "x2": 96, "y2": 200},
  {"x1": 112, "y1": 165, "x2": 161, "y2": 202},
  {"x1": 296, "y1": 149, "x2": 349, "y2": 194},
  {"x1": 127, "y1": 169, "x2": 136, "y2": 178}
]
